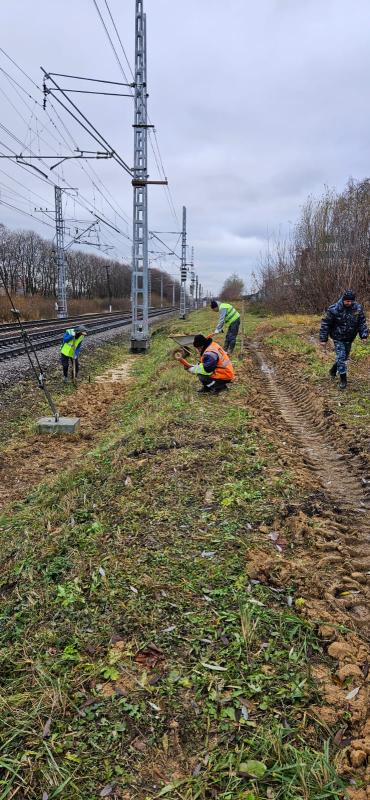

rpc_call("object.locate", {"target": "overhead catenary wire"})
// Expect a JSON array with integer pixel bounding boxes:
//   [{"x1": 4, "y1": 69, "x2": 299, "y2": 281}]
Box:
[
  {"x1": 91, "y1": 0, "x2": 180, "y2": 228},
  {"x1": 0, "y1": 50, "x2": 132, "y2": 231},
  {"x1": 42, "y1": 70, "x2": 133, "y2": 175},
  {"x1": 91, "y1": 0, "x2": 133, "y2": 86},
  {"x1": 0, "y1": 51, "x2": 133, "y2": 258},
  {"x1": 0, "y1": 29, "x2": 183, "y2": 270}
]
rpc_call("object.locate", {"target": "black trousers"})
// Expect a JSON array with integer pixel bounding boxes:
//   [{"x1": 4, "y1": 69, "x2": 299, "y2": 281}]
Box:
[
  {"x1": 198, "y1": 375, "x2": 230, "y2": 392},
  {"x1": 61, "y1": 354, "x2": 79, "y2": 378},
  {"x1": 224, "y1": 318, "x2": 240, "y2": 353}
]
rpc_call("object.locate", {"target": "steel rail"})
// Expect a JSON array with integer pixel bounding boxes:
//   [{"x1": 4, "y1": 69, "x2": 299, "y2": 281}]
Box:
[{"x1": 0, "y1": 307, "x2": 175, "y2": 362}]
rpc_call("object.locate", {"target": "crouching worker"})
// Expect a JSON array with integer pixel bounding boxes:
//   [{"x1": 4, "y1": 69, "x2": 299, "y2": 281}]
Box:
[
  {"x1": 60, "y1": 325, "x2": 87, "y2": 383},
  {"x1": 176, "y1": 334, "x2": 235, "y2": 394}
]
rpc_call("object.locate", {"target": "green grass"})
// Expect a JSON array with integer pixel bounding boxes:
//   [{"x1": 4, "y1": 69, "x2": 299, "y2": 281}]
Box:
[{"x1": 0, "y1": 311, "x2": 347, "y2": 799}]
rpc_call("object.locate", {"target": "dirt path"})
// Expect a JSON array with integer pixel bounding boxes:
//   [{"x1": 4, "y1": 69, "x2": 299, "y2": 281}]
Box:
[
  {"x1": 0, "y1": 360, "x2": 133, "y2": 510},
  {"x1": 247, "y1": 340, "x2": 370, "y2": 635}
]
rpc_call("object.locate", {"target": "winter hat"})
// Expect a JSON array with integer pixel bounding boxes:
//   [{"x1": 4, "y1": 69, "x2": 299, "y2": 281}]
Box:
[
  {"x1": 210, "y1": 300, "x2": 219, "y2": 309},
  {"x1": 75, "y1": 325, "x2": 88, "y2": 335},
  {"x1": 343, "y1": 289, "x2": 356, "y2": 301}
]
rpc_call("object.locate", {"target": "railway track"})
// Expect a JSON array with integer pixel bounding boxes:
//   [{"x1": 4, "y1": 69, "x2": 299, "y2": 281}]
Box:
[{"x1": 0, "y1": 307, "x2": 175, "y2": 362}]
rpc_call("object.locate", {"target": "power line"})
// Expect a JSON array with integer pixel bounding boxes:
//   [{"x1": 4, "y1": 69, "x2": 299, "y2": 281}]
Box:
[
  {"x1": 42, "y1": 70, "x2": 132, "y2": 175},
  {"x1": 0, "y1": 198, "x2": 55, "y2": 229},
  {"x1": 91, "y1": 0, "x2": 179, "y2": 228},
  {"x1": 103, "y1": 0, "x2": 135, "y2": 82},
  {"x1": 0, "y1": 52, "x2": 133, "y2": 261},
  {"x1": 91, "y1": 0, "x2": 132, "y2": 86}
]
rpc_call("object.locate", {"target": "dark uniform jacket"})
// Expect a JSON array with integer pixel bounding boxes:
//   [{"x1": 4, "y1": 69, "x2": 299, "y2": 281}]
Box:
[{"x1": 320, "y1": 297, "x2": 368, "y2": 343}]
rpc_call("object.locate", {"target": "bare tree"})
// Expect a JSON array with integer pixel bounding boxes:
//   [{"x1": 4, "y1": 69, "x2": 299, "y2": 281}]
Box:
[{"x1": 219, "y1": 273, "x2": 245, "y2": 301}]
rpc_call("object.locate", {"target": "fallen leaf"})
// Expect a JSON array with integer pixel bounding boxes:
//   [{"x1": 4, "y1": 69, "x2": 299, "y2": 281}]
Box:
[
  {"x1": 346, "y1": 687, "x2": 360, "y2": 700},
  {"x1": 267, "y1": 532, "x2": 279, "y2": 542},
  {"x1": 192, "y1": 763, "x2": 202, "y2": 777},
  {"x1": 239, "y1": 759, "x2": 267, "y2": 778},
  {"x1": 201, "y1": 551, "x2": 215, "y2": 558},
  {"x1": 130, "y1": 585, "x2": 138, "y2": 594},
  {"x1": 42, "y1": 718, "x2": 52, "y2": 739},
  {"x1": 162, "y1": 732, "x2": 169, "y2": 754},
  {"x1": 124, "y1": 476, "x2": 132, "y2": 487},
  {"x1": 132, "y1": 738, "x2": 146, "y2": 751},
  {"x1": 156, "y1": 781, "x2": 187, "y2": 797},
  {"x1": 42, "y1": 793, "x2": 49, "y2": 800},
  {"x1": 100, "y1": 785, "x2": 114, "y2": 797},
  {"x1": 240, "y1": 705, "x2": 249, "y2": 720},
  {"x1": 148, "y1": 701, "x2": 161, "y2": 711},
  {"x1": 204, "y1": 489, "x2": 214, "y2": 503},
  {"x1": 362, "y1": 660, "x2": 369, "y2": 679},
  {"x1": 79, "y1": 697, "x2": 102, "y2": 711},
  {"x1": 162, "y1": 625, "x2": 176, "y2": 633},
  {"x1": 201, "y1": 662, "x2": 227, "y2": 671}
]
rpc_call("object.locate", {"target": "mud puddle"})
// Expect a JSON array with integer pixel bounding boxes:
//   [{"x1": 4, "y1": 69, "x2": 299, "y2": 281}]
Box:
[{"x1": 0, "y1": 359, "x2": 133, "y2": 510}]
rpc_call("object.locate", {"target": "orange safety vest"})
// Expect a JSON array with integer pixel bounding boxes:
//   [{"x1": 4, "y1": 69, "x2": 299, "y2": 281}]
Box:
[{"x1": 202, "y1": 341, "x2": 235, "y2": 381}]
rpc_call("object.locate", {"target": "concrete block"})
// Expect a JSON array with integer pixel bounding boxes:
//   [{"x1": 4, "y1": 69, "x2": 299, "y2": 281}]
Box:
[{"x1": 37, "y1": 416, "x2": 80, "y2": 434}]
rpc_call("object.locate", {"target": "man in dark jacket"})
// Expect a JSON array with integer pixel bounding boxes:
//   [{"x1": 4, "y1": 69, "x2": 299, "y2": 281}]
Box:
[{"x1": 319, "y1": 289, "x2": 368, "y2": 389}]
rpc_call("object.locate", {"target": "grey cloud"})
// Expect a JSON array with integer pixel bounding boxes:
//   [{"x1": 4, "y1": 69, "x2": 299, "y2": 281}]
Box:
[{"x1": 0, "y1": 0, "x2": 370, "y2": 292}]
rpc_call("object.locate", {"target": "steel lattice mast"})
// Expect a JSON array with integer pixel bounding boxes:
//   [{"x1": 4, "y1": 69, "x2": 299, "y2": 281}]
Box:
[
  {"x1": 55, "y1": 186, "x2": 67, "y2": 319},
  {"x1": 180, "y1": 205, "x2": 187, "y2": 319},
  {"x1": 131, "y1": 0, "x2": 149, "y2": 351},
  {"x1": 190, "y1": 246, "x2": 195, "y2": 309}
]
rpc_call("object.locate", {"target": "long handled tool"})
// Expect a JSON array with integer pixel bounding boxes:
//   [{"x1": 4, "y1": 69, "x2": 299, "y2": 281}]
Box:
[
  {"x1": 0, "y1": 276, "x2": 60, "y2": 423},
  {"x1": 72, "y1": 352, "x2": 77, "y2": 385}
]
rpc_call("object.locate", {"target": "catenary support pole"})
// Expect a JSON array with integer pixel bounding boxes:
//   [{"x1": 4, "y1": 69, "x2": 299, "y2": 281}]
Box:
[
  {"x1": 195, "y1": 274, "x2": 199, "y2": 309},
  {"x1": 131, "y1": 0, "x2": 149, "y2": 352},
  {"x1": 180, "y1": 205, "x2": 187, "y2": 319},
  {"x1": 172, "y1": 283, "x2": 175, "y2": 306},
  {"x1": 190, "y1": 246, "x2": 195, "y2": 309},
  {"x1": 55, "y1": 186, "x2": 67, "y2": 319},
  {"x1": 160, "y1": 272, "x2": 163, "y2": 307}
]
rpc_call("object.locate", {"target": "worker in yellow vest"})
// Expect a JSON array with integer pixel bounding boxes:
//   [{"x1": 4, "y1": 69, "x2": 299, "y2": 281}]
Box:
[
  {"x1": 60, "y1": 325, "x2": 87, "y2": 383},
  {"x1": 210, "y1": 300, "x2": 240, "y2": 354}
]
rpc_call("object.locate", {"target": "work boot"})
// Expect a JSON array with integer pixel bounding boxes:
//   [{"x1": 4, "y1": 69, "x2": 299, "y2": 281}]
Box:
[
  {"x1": 329, "y1": 363, "x2": 337, "y2": 378},
  {"x1": 214, "y1": 384, "x2": 228, "y2": 394},
  {"x1": 339, "y1": 374, "x2": 347, "y2": 390},
  {"x1": 197, "y1": 386, "x2": 210, "y2": 394}
]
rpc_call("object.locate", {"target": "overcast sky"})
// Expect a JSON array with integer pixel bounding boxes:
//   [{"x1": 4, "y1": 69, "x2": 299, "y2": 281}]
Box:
[{"x1": 1, "y1": 0, "x2": 370, "y2": 293}]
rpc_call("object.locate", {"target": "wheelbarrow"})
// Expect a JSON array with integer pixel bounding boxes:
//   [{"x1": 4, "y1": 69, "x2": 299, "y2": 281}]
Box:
[{"x1": 169, "y1": 333, "x2": 198, "y2": 358}]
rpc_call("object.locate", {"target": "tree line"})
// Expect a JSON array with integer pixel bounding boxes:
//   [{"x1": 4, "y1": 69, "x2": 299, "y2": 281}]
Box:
[
  {"x1": 257, "y1": 178, "x2": 370, "y2": 312},
  {"x1": 0, "y1": 222, "x2": 179, "y2": 305}
]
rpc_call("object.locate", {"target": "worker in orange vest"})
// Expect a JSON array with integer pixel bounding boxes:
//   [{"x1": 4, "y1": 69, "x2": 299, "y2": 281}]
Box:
[{"x1": 176, "y1": 334, "x2": 235, "y2": 394}]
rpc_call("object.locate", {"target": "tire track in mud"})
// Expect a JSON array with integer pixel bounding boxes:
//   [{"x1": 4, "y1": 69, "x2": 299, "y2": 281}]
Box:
[{"x1": 249, "y1": 341, "x2": 370, "y2": 633}]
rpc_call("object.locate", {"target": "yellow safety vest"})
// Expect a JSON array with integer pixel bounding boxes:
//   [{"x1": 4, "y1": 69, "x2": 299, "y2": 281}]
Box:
[
  {"x1": 220, "y1": 303, "x2": 240, "y2": 325},
  {"x1": 60, "y1": 330, "x2": 84, "y2": 359}
]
